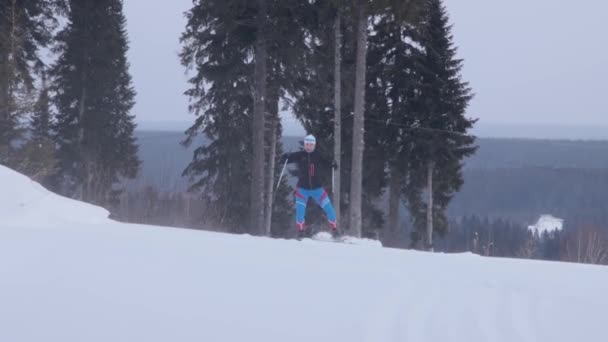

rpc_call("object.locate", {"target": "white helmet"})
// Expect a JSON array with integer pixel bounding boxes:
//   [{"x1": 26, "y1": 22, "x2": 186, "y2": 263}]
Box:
[{"x1": 304, "y1": 134, "x2": 316, "y2": 145}]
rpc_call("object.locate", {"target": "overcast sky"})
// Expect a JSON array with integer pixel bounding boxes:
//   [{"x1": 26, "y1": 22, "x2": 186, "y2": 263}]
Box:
[{"x1": 123, "y1": 1, "x2": 607, "y2": 135}]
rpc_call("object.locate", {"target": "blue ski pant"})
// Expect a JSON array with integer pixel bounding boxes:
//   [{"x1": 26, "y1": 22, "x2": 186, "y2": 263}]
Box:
[{"x1": 294, "y1": 187, "x2": 336, "y2": 225}]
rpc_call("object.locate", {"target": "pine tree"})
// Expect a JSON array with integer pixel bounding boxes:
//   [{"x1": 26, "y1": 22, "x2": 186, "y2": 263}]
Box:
[
  {"x1": 30, "y1": 72, "x2": 52, "y2": 143},
  {"x1": 348, "y1": 0, "x2": 369, "y2": 238},
  {"x1": 249, "y1": 0, "x2": 268, "y2": 236},
  {"x1": 17, "y1": 72, "x2": 57, "y2": 184},
  {"x1": 406, "y1": 0, "x2": 477, "y2": 250},
  {"x1": 180, "y1": 0, "x2": 303, "y2": 234},
  {"x1": 345, "y1": 0, "x2": 425, "y2": 237},
  {"x1": 366, "y1": 14, "x2": 421, "y2": 243},
  {"x1": 0, "y1": 0, "x2": 57, "y2": 164},
  {"x1": 289, "y1": 2, "x2": 416, "y2": 237},
  {"x1": 289, "y1": 1, "x2": 355, "y2": 231},
  {"x1": 289, "y1": 1, "x2": 343, "y2": 230},
  {"x1": 349, "y1": 0, "x2": 422, "y2": 236},
  {"x1": 265, "y1": 0, "x2": 315, "y2": 235},
  {"x1": 254, "y1": 0, "x2": 313, "y2": 236},
  {"x1": 180, "y1": 0, "x2": 255, "y2": 233},
  {"x1": 51, "y1": 0, "x2": 139, "y2": 206}
]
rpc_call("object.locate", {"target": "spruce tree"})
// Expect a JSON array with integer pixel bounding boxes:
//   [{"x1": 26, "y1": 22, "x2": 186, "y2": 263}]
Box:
[
  {"x1": 366, "y1": 14, "x2": 421, "y2": 243},
  {"x1": 0, "y1": 0, "x2": 56, "y2": 164},
  {"x1": 289, "y1": 2, "x2": 356, "y2": 231},
  {"x1": 180, "y1": 0, "x2": 302, "y2": 234},
  {"x1": 265, "y1": 0, "x2": 316, "y2": 235},
  {"x1": 249, "y1": 0, "x2": 268, "y2": 236},
  {"x1": 17, "y1": 72, "x2": 57, "y2": 184},
  {"x1": 51, "y1": 0, "x2": 139, "y2": 206},
  {"x1": 289, "y1": 2, "x2": 402, "y2": 237},
  {"x1": 347, "y1": 0, "x2": 369, "y2": 238},
  {"x1": 30, "y1": 72, "x2": 52, "y2": 143},
  {"x1": 180, "y1": 0, "x2": 255, "y2": 233},
  {"x1": 347, "y1": 0, "x2": 425, "y2": 237},
  {"x1": 406, "y1": 0, "x2": 477, "y2": 249}
]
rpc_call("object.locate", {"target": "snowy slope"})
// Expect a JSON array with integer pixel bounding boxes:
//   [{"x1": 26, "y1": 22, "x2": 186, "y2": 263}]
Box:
[
  {"x1": 0, "y1": 166, "x2": 109, "y2": 227},
  {"x1": 1, "y1": 165, "x2": 607, "y2": 342}
]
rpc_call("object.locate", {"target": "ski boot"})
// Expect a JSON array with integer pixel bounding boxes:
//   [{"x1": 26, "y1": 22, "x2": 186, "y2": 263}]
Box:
[
  {"x1": 328, "y1": 220, "x2": 341, "y2": 239},
  {"x1": 296, "y1": 222, "x2": 310, "y2": 240}
]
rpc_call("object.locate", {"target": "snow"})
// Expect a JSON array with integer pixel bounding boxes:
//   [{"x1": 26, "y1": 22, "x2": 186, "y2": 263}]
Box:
[
  {"x1": 1, "y1": 165, "x2": 607, "y2": 342},
  {"x1": 528, "y1": 214, "x2": 564, "y2": 234},
  {"x1": 310, "y1": 231, "x2": 383, "y2": 247},
  {"x1": 0, "y1": 165, "x2": 110, "y2": 227}
]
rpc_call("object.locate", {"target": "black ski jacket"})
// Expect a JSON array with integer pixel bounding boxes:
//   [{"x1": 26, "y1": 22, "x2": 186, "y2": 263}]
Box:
[{"x1": 282, "y1": 150, "x2": 336, "y2": 190}]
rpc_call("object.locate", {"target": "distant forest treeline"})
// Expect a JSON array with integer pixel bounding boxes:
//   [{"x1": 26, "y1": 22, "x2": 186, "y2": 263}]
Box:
[
  {"x1": 109, "y1": 132, "x2": 608, "y2": 264},
  {"x1": 451, "y1": 167, "x2": 608, "y2": 224},
  {"x1": 124, "y1": 132, "x2": 608, "y2": 230}
]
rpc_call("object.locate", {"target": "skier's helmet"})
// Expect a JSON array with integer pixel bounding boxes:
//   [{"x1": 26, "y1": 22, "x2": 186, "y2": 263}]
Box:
[{"x1": 304, "y1": 134, "x2": 316, "y2": 152}]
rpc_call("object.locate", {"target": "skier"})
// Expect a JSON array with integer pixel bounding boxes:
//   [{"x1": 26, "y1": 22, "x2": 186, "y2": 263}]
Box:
[{"x1": 281, "y1": 134, "x2": 339, "y2": 239}]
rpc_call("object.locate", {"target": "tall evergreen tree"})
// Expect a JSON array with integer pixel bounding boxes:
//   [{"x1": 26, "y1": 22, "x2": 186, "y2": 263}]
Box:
[
  {"x1": 250, "y1": 0, "x2": 268, "y2": 236},
  {"x1": 180, "y1": 0, "x2": 256, "y2": 233},
  {"x1": 17, "y1": 72, "x2": 57, "y2": 184},
  {"x1": 264, "y1": 0, "x2": 313, "y2": 235},
  {"x1": 0, "y1": 0, "x2": 57, "y2": 164},
  {"x1": 348, "y1": 0, "x2": 369, "y2": 238},
  {"x1": 289, "y1": 1, "x2": 356, "y2": 232},
  {"x1": 180, "y1": 0, "x2": 301, "y2": 234},
  {"x1": 51, "y1": 0, "x2": 139, "y2": 206},
  {"x1": 348, "y1": 0, "x2": 425, "y2": 237},
  {"x1": 406, "y1": 0, "x2": 477, "y2": 250},
  {"x1": 282, "y1": 1, "x2": 348, "y2": 234},
  {"x1": 289, "y1": 2, "x2": 412, "y2": 237},
  {"x1": 366, "y1": 14, "x2": 421, "y2": 243},
  {"x1": 30, "y1": 72, "x2": 52, "y2": 142}
]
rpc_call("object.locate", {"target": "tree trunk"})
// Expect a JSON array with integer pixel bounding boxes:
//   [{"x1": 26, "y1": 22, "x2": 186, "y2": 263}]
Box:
[
  {"x1": 76, "y1": 14, "x2": 89, "y2": 201},
  {"x1": 77, "y1": 86, "x2": 87, "y2": 200},
  {"x1": 10, "y1": 0, "x2": 16, "y2": 56},
  {"x1": 333, "y1": 11, "x2": 342, "y2": 228},
  {"x1": 0, "y1": 55, "x2": 8, "y2": 122},
  {"x1": 263, "y1": 89, "x2": 279, "y2": 236},
  {"x1": 250, "y1": 0, "x2": 267, "y2": 236},
  {"x1": 0, "y1": 0, "x2": 17, "y2": 155},
  {"x1": 348, "y1": 1, "x2": 367, "y2": 238},
  {"x1": 387, "y1": 165, "x2": 401, "y2": 242},
  {"x1": 426, "y1": 160, "x2": 435, "y2": 251},
  {"x1": 0, "y1": 52, "x2": 9, "y2": 150}
]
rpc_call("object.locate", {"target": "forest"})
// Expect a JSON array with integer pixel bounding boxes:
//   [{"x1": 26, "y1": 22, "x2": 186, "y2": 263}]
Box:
[{"x1": 1, "y1": 0, "x2": 606, "y2": 265}]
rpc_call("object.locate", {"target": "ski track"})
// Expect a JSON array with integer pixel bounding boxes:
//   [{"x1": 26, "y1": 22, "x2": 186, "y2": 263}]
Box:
[{"x1": 355, "y1": 254, "x2": 605, "y2": 342}]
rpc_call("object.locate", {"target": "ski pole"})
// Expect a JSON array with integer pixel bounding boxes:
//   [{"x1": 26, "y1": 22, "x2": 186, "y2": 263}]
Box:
[
  {"x1": 272, "y1": 158, "x2": 289, "y2": 205},
  {"x1": 276, "y1": 158, "x2": 288, "y2": 191}
]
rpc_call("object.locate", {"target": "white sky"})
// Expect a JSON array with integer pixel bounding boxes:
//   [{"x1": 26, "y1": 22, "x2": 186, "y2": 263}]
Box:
[{"x1": 123, "y1": 0, "x2": 608, "y2": 135}]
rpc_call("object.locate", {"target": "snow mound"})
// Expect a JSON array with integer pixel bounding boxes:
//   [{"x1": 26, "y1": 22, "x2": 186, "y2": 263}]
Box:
[
  {"x1": 309, "y1": 231, "x2": 383, "y2": 247},
  {"x1": 0, "y1": 165, "x2": 110, "y2": 227}
]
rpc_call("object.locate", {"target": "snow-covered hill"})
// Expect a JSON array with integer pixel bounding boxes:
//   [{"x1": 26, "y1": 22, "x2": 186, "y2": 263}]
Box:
[
  {"x1": 0, "y1": 165, "x2": 110, "y2": 228},
  {"x1": 1, "y1": 165, "x2": 607, "y2": 342},
  {"x1": 528, "y1": 214, "x2": 564, "y2": 234}
]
